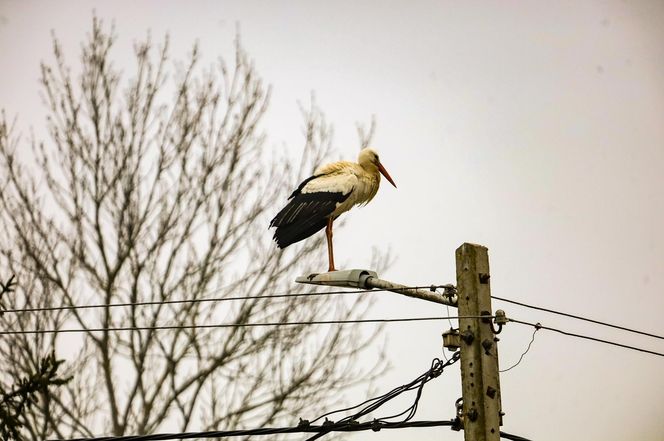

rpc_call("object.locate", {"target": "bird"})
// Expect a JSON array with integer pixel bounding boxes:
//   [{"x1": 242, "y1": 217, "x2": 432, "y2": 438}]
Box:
[{"x1": 270, "y1": 147, "x2": 397, "y2": 272}]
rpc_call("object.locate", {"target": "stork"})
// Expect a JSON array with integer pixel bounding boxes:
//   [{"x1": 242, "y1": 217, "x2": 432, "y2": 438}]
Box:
[{"x1": 270, "y1": 148, "x2": 397, "y2": 272}]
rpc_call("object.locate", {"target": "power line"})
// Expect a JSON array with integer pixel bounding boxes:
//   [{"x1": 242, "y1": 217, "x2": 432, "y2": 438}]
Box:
[
  {"x1": 2, "y1": 286, "x2": 448, "y2": 315},
  {"x1": 509, "y1": 318, "x2": 664, "y2": 358},
  {"x1": 499, "y1": 431, "x2": 534, "y2": 441},
  {"x1": 50, "y1": 421, "x2": 532, "y2": 441},
  {"x1": 49, "y1": 352, "x2": 531, "y2": 441},
  {"x1": 0, "y1": 315, "x2": 494, "y2": 336},
  {"x1": 51, "y1": 420, "x2": 458, "y2": 441},
  {"x1": 493, "y1": 295, "x2": 664, "y2": 341},
  {"x1": 500, "y1": 324, "x2": 540, "y2": 373},
  {"x1": 10, "y1": 284, "x2": 663, "y2": 350},
  {"x1": 306, "y1": 354, "x2": 460, "y2": 441}
]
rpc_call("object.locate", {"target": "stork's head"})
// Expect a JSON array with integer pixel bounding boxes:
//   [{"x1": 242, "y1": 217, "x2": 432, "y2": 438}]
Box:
[{"x1": 358, "y1": 148, "x2": 397, "y2": 188}]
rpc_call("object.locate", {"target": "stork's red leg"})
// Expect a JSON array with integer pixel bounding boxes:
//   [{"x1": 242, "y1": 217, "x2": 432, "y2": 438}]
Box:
[{"x1": 325, "y1": 218, "x2": 336, "y2": 272}]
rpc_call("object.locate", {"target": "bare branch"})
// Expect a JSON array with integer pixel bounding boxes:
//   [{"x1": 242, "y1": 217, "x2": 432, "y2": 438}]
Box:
[{"x1": 356, "y1": 115, "x2": 376, "y2": 150}]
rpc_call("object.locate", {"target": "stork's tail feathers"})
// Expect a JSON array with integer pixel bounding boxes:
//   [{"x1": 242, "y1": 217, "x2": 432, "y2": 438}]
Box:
[
  {"x1": 270, "y1": 191, "x2": 349, "y2": 248},
  {"x1": 271, "y1": 217, "x2": 328, "y2": 249}
]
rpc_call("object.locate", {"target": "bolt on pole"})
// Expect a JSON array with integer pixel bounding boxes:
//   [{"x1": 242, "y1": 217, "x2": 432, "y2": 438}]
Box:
[{"x1": 456, "y1": 243, "x2": 503, "y2": 441}]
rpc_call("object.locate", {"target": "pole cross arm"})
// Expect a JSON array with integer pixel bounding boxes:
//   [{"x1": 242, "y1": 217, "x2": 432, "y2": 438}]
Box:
[{"x1": 295, "y1": 269, "x2": 458, "y2": 307}]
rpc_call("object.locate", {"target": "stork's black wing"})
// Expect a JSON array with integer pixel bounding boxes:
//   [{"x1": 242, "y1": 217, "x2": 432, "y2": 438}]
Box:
[{"x1": 270, "y1": 174, "x2": 352, "y2": 249}]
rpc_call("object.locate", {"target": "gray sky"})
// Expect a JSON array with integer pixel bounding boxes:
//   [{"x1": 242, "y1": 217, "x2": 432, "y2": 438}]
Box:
[{"x1": 1, "y1": 1, "x2": 663, "y2": 440}]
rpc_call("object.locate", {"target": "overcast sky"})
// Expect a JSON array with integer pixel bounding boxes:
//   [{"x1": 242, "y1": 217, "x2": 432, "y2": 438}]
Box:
[{"x1": 1, "y1": 1, "x2": 663, "y2": 440}]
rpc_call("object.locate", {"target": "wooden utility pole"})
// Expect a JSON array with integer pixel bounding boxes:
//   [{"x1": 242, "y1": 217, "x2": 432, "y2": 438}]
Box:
[
  {"x1": 456, "y1": 243, "x2": 502, "y2": 441},
  {"x1": 297, "y1": 243, "x2": 504, "y2": 440}
]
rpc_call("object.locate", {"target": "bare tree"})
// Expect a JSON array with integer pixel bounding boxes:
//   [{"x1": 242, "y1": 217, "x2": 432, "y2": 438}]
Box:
[{"x1": 0, "y1": 17, "x2": 385, "y2": 439}]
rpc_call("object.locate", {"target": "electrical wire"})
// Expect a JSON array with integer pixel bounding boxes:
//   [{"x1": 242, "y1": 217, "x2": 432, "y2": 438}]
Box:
[
  {"x1": 51, "y1": 420, "x2": 458, "y2": 441},
  {"x1": 304, "y1": 354, "x2": 461, "y2": 441},
  {"x1": 499, "y1": 431, "x2": 533, "y2": 441},
  {"x1": 45, "y1": 353, "x2": 533, "y2": 441},
  {"x1": 509, "y1": 318, "x2": 664, "y2": 357},
  {"x1": 1, "y1": 286, "x2": 448, "y2": 314},
  {"x1": 49, "y1": 421, "x2": 531, "y2": 441},
  {"x1": 0, "y1": 315, "x2": 494, "y2": 336},
  {"x1": 11, "y1": 282, "x2": 662, "y2": 349},
  {"x1": 316, "y1": 354, "x2": 459, "y2": 424},
  {"x1": 500, "y1": 324, "x2": 540, "y2": 373},
  {"x1": 493, "y1": 295, "x2": 664, "y2": 341},
  {"x1": 47, "y1": 354, "x2": 533, "y2": 441}
]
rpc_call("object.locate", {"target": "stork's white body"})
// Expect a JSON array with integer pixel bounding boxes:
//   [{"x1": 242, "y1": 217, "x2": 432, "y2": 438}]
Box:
[
  {"x1": 304, "y1": 160, "x2": 381, "y2": 218},
  {"x1": 270, "y1": 148, "x2": 396, "y2": 272}
]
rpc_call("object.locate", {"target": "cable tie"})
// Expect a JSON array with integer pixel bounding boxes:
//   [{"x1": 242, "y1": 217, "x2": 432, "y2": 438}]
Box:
[
  {"x1": 322, "y1": 418, "x2": 334, "y2": 426},
  {"x1": 298, "y1": 418, "x2": 310, "y2": 427},
  {"x1": 535, "y1": 322, "x2": 542, "y2": 331}
]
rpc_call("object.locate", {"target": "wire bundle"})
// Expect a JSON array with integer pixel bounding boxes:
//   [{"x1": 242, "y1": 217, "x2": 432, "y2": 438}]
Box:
[{"x1": 303, "y1": 353, "x2": 461, "y2": 440}]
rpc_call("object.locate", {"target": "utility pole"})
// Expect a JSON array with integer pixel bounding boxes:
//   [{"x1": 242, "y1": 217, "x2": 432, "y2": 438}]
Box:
[
  {"x1": 295, "y1": 243, "x2": 505, "y2": 441},
  {"x1": 455, "y1": 243, "x2": 502, "y2": 441}
]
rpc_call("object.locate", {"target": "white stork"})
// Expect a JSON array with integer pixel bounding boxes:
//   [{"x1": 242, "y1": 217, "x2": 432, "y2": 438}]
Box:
[{"x1": 270, "y1": 148, "x2": 397, "y2": 272}]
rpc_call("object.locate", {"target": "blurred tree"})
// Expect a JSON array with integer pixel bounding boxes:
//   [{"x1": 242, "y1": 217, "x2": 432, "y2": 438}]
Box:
[{"x1": 0, "y1": 17, "x2": 385, "y2": 439}]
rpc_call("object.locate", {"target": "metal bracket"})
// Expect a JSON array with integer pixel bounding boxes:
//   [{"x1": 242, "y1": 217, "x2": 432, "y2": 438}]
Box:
[
  {"x1": 295, "y1": 269, "x2": 378, "y2": 289},
  {"x1": 453, "y1": 397, "x2": 464, "y2": 431},
  {"x1": 295, "y1": 269, "x2": 457, "y2": 307}
]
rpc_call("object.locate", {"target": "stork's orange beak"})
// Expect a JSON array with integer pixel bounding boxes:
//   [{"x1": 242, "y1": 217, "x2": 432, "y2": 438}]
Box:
[{"x1": 377, "y1": 162, "x2": 397, "y2": 188}]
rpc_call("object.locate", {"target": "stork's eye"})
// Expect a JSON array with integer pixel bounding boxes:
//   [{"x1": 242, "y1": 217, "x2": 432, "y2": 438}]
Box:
[{"x1": 375, "y1": 154, "x2": 380, "y2": 162}]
